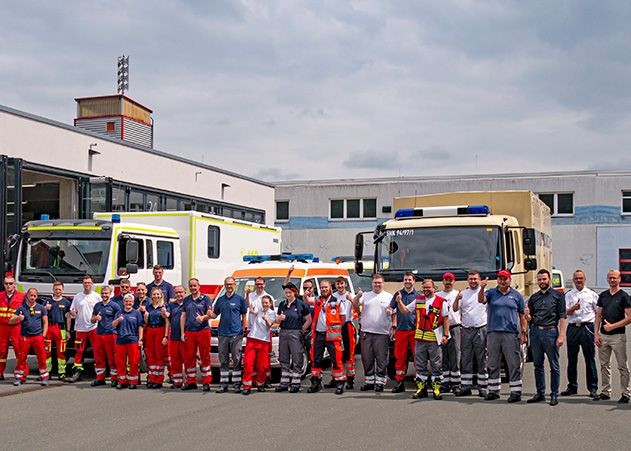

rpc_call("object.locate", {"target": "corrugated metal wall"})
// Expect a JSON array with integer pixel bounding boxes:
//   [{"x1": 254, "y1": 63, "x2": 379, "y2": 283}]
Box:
[
  {"x1": 74, "y1": 117, "x2": 122, "y2": 140},
  {"x1": 122, "y1": 117, "x2": 152, "y2": 148}
]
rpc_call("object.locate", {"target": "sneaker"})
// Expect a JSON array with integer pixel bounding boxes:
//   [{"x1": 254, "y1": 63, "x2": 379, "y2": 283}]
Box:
[
  {"x1": 588, "y1": 390, "x2": 598, "y2": 399},
  {"x1": 242, "y1": 389, "x2": 251, "y2": 396},
  {"x1": 111, "y1": 380, "x2": 118, "y2": 388},
  {"x1": 392, "y1": 381, "x2": 405, "y2": 393},
  {"x1": 618, "y1": 395, "x2": 630, "y2": 404},
  {"x1": 264, "y1": 381, "x2": 273, "y2": 389},
  {"x1": 40, "y1": 379, "x2": 49, "y2": 387},
  {"x1": 507, "y1": 394, "x2": 521, "y2": 403},
  {"x1": 69, "y1": 371, "x2": 82, "y2": 383},
  {"x1": 593, "y1": 393, "x2": 610, "y2": 401},
  {"x1": 91, "y1": 380, "x2": 106, "y2": 387},
  {"x1": 13, "y1": 379, "x2": 22, "y2": 386},
  {"x1": 275, "y1": 385, "x2": 289, "y2": 392},
  {"x1": 560, "y1": 387, "x2": 577, "y2": 396},
  {"x1": 216, "y1": 385, "x2": 229, "y2": 393},
  {"x1": 202, "y1": 384, "x2": 210, "y2": 392}
]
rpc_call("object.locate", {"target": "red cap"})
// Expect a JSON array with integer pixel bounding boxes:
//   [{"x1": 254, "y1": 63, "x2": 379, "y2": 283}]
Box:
[
  {"x1": 497, "y1": 270, "x2": 511, "y2": 279},
  {"x1": 442, "y1": 272, "x2": 455, "y2": 281}
]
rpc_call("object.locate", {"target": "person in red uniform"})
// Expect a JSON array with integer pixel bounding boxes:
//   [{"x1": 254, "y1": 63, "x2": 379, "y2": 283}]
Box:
[
  {"x1": 90, "y1": 285, "x2": 121, "y2": 387},
  {"x1": 113, "y1": 294, "x2": 144, "y2": 389},
  {"x1": 165, "y1": 285, "x2": 187, "y2": 389},
  {"x1": 10, "y1": 288, "x2": 49, "y2": 386},
  {"x1": 44, "y1": 281, "x2": 71, "y2": 381},
  {"x1": 308, "y1": 280, "x2": 346, "y2": 395},
  {"x1": 0, "y1": 275, "x2": 25, "y2": 380},
  {"x1": 144, "y1": 287, "x2": 168, "y2": 388}
]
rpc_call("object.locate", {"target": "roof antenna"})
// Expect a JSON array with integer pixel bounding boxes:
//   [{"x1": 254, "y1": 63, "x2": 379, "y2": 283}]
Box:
[{"x1": 117, "y1": 55, "x2": 129, "y2": 95}]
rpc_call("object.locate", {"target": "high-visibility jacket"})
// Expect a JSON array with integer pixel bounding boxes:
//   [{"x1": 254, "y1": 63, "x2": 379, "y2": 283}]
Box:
[
  {"x1": 312, "y1": 296, "x2": 343, "y2": 342},
  {"x1": 414, "y1": 295, "x2": 446, "y2": 342},
  {"x1": 0, "y1": 291, "x2": 25, "y2": 325}
]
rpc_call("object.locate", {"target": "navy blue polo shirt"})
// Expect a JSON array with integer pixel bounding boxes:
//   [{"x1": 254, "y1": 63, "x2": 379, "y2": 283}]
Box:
[
  {"x1": 93, "y1": 301, "x2": 122, "y2": 335},
  {"x1": 16, "y1": 303, "x2": 47, "y2": 336},
  {"x1": 167, "y1": 302, "x2": 185, "y2": 341},
  {"x1": 486, "y1": 287, "x2": 525, "y2": 333},
  {"x1": 115, "y1": 309, "x2": 143, "y2": 344},
  {"x1": 45, "y1": 298, "x2": 71, "y2": 326},
  {"x1": 277, "y1": 298, "x2": 311, "y2": 330},
  {"x1": 213, "y1": 293, "x2": 247, "y2": 337},
  {"x1": 112, "y1": 294, "x2": 140, "y2": 311},
  {"x1": 147, "y1": 281, "x2": 176, "y2": 301},
  {"x1": 183, "y1": 295, "x2": 213, "y2": 332},
  {"x1": 146, "y1": 303, "x2": 166, "y2": 327},
  {"x1": 389, "y1": 289, "x2": 418, "y2": 331}
]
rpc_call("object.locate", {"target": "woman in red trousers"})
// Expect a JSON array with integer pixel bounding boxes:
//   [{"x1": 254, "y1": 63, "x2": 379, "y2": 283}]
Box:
[{"x1": 113, "y1": 294, "x2": 144, "y2": 389}]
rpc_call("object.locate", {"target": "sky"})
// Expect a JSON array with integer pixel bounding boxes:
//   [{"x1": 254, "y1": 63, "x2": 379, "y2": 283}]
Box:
[{"x1": 2, "y1": 0, "x2": 631, "y2": 182}]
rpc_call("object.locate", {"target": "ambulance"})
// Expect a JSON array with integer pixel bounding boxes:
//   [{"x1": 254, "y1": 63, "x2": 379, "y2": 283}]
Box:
[
  {"x1": 212, "y1": 253, "x2": 355, "y2": 375},
  {"x1": 10, "y1": 211, "x2": 282, "y2": 298}
]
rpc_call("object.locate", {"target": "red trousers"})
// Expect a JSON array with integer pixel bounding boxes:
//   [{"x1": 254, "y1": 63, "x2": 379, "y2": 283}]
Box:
[
  {"x1": 169, "y1": 339, "x2": 187, "y2": 386},
  {"x1": 44, "y1": 324, "x2": 68, "y2": 374},
  {"x1": 15, "y1": 335, "x2": 49, "y2": 382},
  {"x1": 342, "y1": 322, "x2": 357, "y2": 378},
  {"x1": 242, "y1": 338, "x2": 270, "y2": 389},
  {"x1": 73, "y1": 329, "x2": 97, "y2": 370},
  {"x1": 393, "y1": 330, "x2": 416, "y2": 381},
  {"x1": 93, "y1": 333, "x2": 117, "y2": 381},
  {"x1": 0, "y1": 323, "x2": 21, "y2": 374},
  {"x1": 145, "y1": 327, "x2": 167, "y2": 384},
  {"x1": 184, "y1": 329, "x2": 211, "y2": 384},
  {"x1": 115, "y1": 343, "x2": 140, "y2": 386}
]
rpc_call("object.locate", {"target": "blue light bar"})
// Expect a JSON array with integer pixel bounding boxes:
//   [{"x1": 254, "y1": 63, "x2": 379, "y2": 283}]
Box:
[
  {"x1": 40, "y1": 214, "x2": 50, "y2": 220},
  {"x1": 395, "y1": 204, "x2": 490, "y2": 219},
  {"x1": 394, "y1": 208, "x2": 416, "y2": 218},
  {"x1": 111, "y1": 214, "x2": 121, "y2": 223},
  {"x1": 466, "y1": 205, "x2": 490, "y2": 215},
  {"x1": 243, "y1": 253, "x2": 317, "y2": 263}
]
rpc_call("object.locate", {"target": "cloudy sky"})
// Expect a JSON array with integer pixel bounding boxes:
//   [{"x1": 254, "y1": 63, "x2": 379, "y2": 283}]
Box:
[{"x1": 2, "y1": 1, "x2": 631, "y2": 182}]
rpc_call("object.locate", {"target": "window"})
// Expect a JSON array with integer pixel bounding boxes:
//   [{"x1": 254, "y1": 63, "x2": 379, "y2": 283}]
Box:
[
  {"x1": 537, "y1": 193, "x2": 573, "y2": 216},
  {"x1": 208, "y1": 226, "x2": 220, "y2": 259},
  {"x1": 129, "y1": 190, "x2": 144, "y2": 212},
  {"x1": 157, "y1": 241, "x2": 174, "y2": 269},
  {"x1": 112, "y1": 186, "x2": 126, "y2": 211},
  {"x1": 329, "y1": 198, "x2": 378, "y2": 220},
  {"x1": 146, "y1": 193, "x2": 160, "y2": 211},
  {"x1": 620, "y1": 249, "x2": 631, "y2": 287},
  {"x1": 276, "y1": 201, "x2": 289, "y2": 221},
  {"x1": 622, "y1": 191, "x2": 631, "y2": 214},
  {"x1": 106, "y1": 122, "x2": 115, "y2": 132},
  {"x1": 146, "y1": 239, "x2": 154, "y2": 269}
]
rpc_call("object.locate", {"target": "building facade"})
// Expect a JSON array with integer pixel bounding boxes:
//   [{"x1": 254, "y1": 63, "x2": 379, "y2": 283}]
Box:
[{"x1": 275, "y1": 172, "x2": 631, "y2": 289}]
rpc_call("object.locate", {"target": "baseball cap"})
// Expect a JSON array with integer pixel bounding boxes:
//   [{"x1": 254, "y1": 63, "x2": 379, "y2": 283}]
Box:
[
  {"x1": 442, "y1": 272, "x2": 455, "y2": 281},
  {"x1": 497, "y1": 270, "x2": 511, "y2": 279}
]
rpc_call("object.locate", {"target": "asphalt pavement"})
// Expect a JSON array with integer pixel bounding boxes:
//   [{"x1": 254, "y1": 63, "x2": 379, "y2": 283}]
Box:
[{"x1": 1, "y1": 342, "x2": 630, "y2": 451}]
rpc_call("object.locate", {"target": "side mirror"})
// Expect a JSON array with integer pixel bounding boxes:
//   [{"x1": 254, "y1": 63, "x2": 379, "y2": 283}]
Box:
[
  {"x1": 126, "y1": 240, "x2": 139, "y2": 263},
  {"x1": 524, "y1": 258, "x2": 537, "y2": 271},
  {"x1": 354, "y1": 233, "x2": 364, "y2": 262},
  {"x1": 523, "y1": 228, "x2": 536, "y2": 255},
  {"x1": 355, "y1": 261, "x2": 364, "y2": 275},
  {"x1": 125, "y1": 263, "x2": 139, "y2": 275}
]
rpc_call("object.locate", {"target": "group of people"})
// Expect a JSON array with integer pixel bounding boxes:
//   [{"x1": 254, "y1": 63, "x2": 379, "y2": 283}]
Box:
[{"x1": 1, "y1": 264, "x2": 630, "y2": 405}]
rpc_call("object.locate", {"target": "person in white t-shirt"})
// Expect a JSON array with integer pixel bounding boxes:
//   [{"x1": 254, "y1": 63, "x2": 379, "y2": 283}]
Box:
[
  {"x1": 561, "y1": 270, "x2": 599, "y2": 398},
  {"x1": 436, "y1": 272, "x2": 461, "y2": 393},
  {"x1": 453, "y1": 270, "x2": 488, "y2": 397},
  {"x1": 242, "y1": 295, "x2": 276, "y2": 395},
  {"x1": 68, "y1": 275, "x2": 101, "y2": 382},
  {"x1": 245, "y1": 277, "x2": 274, "y2": 388},
  {"x1": 352, "y1": 273, "x2": 393, "y2": 392}
]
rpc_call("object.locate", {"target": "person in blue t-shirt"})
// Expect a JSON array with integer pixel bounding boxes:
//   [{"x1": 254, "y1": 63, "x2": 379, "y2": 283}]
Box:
[
  {"x1": 212, "y1": 277, "x2": 247, "y2": 393},
  {"x1": 90, "y1": 286, "x2": 121, "y2": 387},
  {"x1": 389, "y1": 272, "x2": 418, "y2": 393},
  {"x1": 478, "y1": 270, "x2": 528, "y2": 403},
  {"x1": 44, "y1": 281, "x2": 71, "y2": 381},
  {"x1": 146, "y1": 265, "x2": 176, "y2": 303},
  {"x1": 113, "y1": 294, "x2": 144, "y2": 389},
  {"x1": 181, "y1": 278, "x2": 213, "y2": 392},
  {"x1": 165, "y1": 285, "x2": 187, "y2": 389}
]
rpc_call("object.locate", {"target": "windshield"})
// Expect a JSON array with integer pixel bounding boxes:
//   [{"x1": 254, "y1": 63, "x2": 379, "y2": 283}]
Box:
[
  {"x1": 217, "y1": 277, "x2": 302, "y2": 306},
  {"x1": 378, "y1": 226, "x2": 501, "y2": 276},
  {"x1": 20, "y1": 237, "x2": 111, "y2": 283}
]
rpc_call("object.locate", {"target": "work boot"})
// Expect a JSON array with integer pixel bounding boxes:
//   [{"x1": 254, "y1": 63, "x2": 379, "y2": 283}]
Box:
[
  {"x1": 323, "y1": 379, "x2": 336, "y2": 389},
  {"x1": 392, "y1": 381, "x2": 405, "y2": 393},
  {"x1": 412, "y1": 380, "x2": 428, "y2": 399},
  {"x1": 181, "y1": 383, "x2": 198, "y2": 391},
  {"x1": 275, "y1": 385, "x2": 289, "y2": 392},
  {"x1": 264, "y1": 380, "x2": 273, "y2": 389},
  {"x1": 307, "y1": 378, "x2": 322, "y2": 393},
  {"x1": 90, "y1": 380, "x2": 106, "y2": 387},
  {"x1": 335, "y1": 381, "x2": 345, "y2": 395},
  {"x1": 69, "y1": 370, "x2": 82, "y2": 383},
  {"x1": 442, "y1": 382, "x2": 452, "y2": 393},
  {"x1": 360, "y1": 383, "x2": 375, "y2": 392},
  {"x1": 289, "y1": 385, "x2": 300, "y2": 393},
  {"x1": 455, "y1": 387, "x2": 472, "y2": 397},
  {"x1": 346, "y1": 377, "x2": 355, "y2": 390},
  {"x1": 111, "y1": 380, "x2": 118, "y2": 388},
  {"x1": 432, "y1": 381, "x2": 443, "y2": 400},
  {"x1": 58, "y1": 374, "x2": 66, "y2": 382}
]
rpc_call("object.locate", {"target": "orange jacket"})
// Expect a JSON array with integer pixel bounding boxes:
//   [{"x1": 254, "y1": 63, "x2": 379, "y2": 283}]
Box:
[
  {"x1": 312, "y1": 296, "x2": 344, "y2": 342},
  {"x1": 0, "y1": 290, "x2": 25, "y2": 325}
]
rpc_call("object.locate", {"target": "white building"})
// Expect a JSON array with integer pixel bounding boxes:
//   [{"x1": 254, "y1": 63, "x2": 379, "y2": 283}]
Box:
[
  {"x1": 275, "y1": 172, "x2": 631, "y2": 289},
  {"x1": 0, "y1": 97, "x2": 274, "y2": 271}
]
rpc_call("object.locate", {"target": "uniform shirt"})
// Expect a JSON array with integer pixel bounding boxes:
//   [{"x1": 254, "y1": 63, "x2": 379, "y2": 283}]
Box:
[
  {"x1": 183, "y1": 294, "x2": 213, "y2": 332},
  {"x1": 359, "y1": 291, "x2": 393, "y2": 335},
  {"x1": 436, "y1": 289, "x2": 461, "y2": 326},
  {"x1": 277, "y1": 299, "x2": 310, "y2": 330},
  {"x1": 458, "y1": 287, "x2": 487, "y2": 328},
  {"x1": 597, "y1": 289, "x2": 631, "y2": 335},
  {"x1": 565, "y1": 287, "x2": 598, "y2": 324},
  {"x1": 333, "y1": 291, "x2": 353, "y2": 323},
  {"x1": 145, "y1": 303, "x2": 166, "y2": 327},
  {"x1": 247, "y1": 308, "x2": 277, "y2": 342},
  {"x1": 15, "y1": 303, "x2": 46, "y2": 336},
  {"x1": 137, "y1": 297, "x2": 150, "y2": 310},
  {"x1": 213, "y1": 293, "x2": 247, "y2": 337},
  {"x1": 92, "y1": 301, "x2": 122, "y2": 335},
  {"x1": 167, "y1": 302, "x2": 185, "y2": 341},
  {"x1": 0, "y1": 290, "x2": 26, "y2": 325},
  {"x1": 147, "y1": 280, "x2": 176, "y2": 301},
  {"x1": 115, "y1": 309, "x2": 143, "y2": 345},
  {"x1": 485, "y1": 287, "x2": 525, "y2": 333},
  {"x1": 45, "y1": 298, "x2": 71, "y2": 326},
  {"x1": 389, "y1": 289, "x2": 418, "y2": 331},
  {"x1": 112, "y1": 294, "x2": 140, "y2": 311},
  {"x1": 528, "y1": 288, "x2": 566, "y2": 327},
  {"x1": 70, "y1": 291, "x2": 100, "y2": 332}
]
